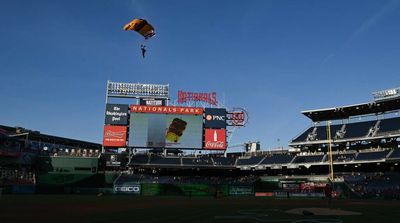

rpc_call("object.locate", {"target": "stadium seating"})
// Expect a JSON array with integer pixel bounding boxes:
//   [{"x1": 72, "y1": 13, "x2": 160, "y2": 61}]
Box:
[
  {"x1": 314, "y1": 124, "x2": 342, "y2": 141},
  {"x1": 388, "y1": 149, "x2": 400, "y2": 159},
  {"x1": 376, "y1": 117, "x2": 400, "y2": 136},
  {"x1": 182, "y1": 157, "x2": 213, "y2": 166},
  {"x1": 0, "y1": 168, "x2": 35, "y2": 186},
  {"x1": 236, "y1": 156, "x2": 264, "y2": 166},
  {"x1": 354, "y1": 150, "x2": 390, "y2": 161},
  {"x1": 127, "y1": 149, "x2": 398, "y2": 168},
  {"x1": 260, "y1": 154, "x2": 294, "y2": 165},
  {"x1": 291, "y1": 127, "x2": 314, "y2": 142},
  {"x1": 129, "y1": 154, "x2": 150, "y2": 164},
  {"x1": 212, "y1": 157, "x2": 236, "y2": 166},
  {"x1": 290, "y1": 118, "x2": 399, "y2": 144},
  {"x1": 149, "y1": 156, "x2": 181, "y2": 165},
  {"x1": 343, "y1": 172, "x2": 400, "y2": 199},
  {"x1": 292, "y1": 154, "x2": 324, "y2": 163},
  {"x1": 330, "y1": 152, "x2": 357, "y2": 163},
  {"x1": 342, "y1": 120, "x2": 376, "y2": 139}
]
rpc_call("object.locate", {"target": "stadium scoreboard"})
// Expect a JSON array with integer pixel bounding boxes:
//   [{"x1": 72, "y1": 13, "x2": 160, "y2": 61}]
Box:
[{"x1": 103, "y1": 105, "x2": 227, "y2": 150}]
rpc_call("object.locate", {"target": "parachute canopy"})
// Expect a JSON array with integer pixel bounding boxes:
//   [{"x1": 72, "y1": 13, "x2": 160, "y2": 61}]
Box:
[{"x1": 123, "y1": 18, "x2": 155, "y2": 39}]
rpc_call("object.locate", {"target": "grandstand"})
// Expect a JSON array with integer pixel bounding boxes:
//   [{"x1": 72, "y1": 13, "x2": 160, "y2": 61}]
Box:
[
  {"x1": 2, "y1": 87, "x2": 400, "y2": 199},
  {"x1": 291, "y1": 92, "x2": 400, "y2": 147},
  {"x1": 0, "y1": 125, "x2": 102, "y2": 193}
]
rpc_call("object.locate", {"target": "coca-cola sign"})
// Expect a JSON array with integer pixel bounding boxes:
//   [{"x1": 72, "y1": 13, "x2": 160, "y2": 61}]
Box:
[
  {"x1": 103, "y1": 125, "x2": 127, "y2": 147},
  {"x1": 204, "y1": 129, "x2": 226, "y2": 150}
]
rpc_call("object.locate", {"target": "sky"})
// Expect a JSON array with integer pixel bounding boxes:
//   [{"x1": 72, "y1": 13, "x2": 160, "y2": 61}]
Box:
[{"x1": 1, "y1": 0, "x2": 400, "y2": 151}]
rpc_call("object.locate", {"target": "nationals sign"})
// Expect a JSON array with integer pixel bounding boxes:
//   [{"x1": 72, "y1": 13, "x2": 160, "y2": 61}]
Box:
[
  {"x1": 130, "y1": 105, "x2": 203, "y2": 115},
  {"x1": 204, "y1": 129, "x2": 226, "y2": 150},
  {"x1": 178, "y1": 90, "x2": 217, "y2": 105},
  {"x1": 226, "y1": 108, "x2": 248, "y2": 126},
  {"x1": 103, "y1": 125, "x2": 127, "y2": 147}
]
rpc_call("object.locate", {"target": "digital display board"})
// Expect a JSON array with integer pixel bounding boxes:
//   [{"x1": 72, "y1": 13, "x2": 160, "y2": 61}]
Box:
[{"x1": 129, "y1": 113, "x2": 203, "y2": 149}]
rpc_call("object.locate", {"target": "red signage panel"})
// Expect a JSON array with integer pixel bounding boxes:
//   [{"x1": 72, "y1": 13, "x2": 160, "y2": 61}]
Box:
[
  {"x1": 130, "y1": 105, "x2": 203, "y2": 115},
  {"x1": 204, "y1": 129, "x2": 226, "y2": 150},
  {"x1": 178, "y1": 90, "x2": 217, "y2": 105},
  {"x1": 103, "y1": 125, "x2": 127, "y2": 147}
]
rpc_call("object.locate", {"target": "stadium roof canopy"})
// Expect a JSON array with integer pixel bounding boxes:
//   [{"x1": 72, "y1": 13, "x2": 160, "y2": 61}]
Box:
[{"x1": 302, "y1": 97, "x2": 400, "y2": 122}]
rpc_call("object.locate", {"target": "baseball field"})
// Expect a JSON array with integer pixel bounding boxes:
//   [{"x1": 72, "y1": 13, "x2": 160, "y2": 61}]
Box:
[{"x1": 1, "y1": 195, "x2": 400, "y2": 223}]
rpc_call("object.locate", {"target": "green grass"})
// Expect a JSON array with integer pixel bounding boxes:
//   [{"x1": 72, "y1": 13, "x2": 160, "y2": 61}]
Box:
[{"x1": 1, "y1": 195, "x2": 400, "y2": 223}]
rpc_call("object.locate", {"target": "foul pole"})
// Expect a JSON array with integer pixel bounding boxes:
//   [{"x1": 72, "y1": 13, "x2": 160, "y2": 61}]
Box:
[{"x1": 326, "y1": 121, "x2": 334, "y2": 181}]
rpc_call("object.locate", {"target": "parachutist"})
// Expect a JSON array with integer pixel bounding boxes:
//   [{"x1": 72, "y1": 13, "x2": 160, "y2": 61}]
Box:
[
  {"x1": 123, "y1": 18, "x2": 155, "y2": 58},
  {"x1": 141, "y1": 45, "x2": 146, "y2": 58}
]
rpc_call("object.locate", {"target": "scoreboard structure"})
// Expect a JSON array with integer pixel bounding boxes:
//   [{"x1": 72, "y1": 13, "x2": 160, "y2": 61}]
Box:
[{"x1": 103, "y1": 81, "x2": 246, "y2": 151}]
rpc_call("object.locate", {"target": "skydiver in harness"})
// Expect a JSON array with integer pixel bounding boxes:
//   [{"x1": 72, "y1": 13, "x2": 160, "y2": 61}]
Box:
[{"x1": 140, "y1": 44, "x2": 146, "y2": 58}]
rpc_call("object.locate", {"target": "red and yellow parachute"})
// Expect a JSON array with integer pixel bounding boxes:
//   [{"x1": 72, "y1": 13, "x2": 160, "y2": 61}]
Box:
[{"x1": 123, "y1": 18, "x2": 155, "y2": 39}]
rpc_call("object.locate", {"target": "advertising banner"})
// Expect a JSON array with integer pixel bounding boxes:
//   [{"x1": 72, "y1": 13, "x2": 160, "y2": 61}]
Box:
[
  {"x1": 204, "y1": 129, "x2": 226, "y2": 150},
  {"x1": 204, "y1": 108, "x2": 226, "y2": 128},
  {"x1": 104, "y1": 153, "x2": 127, "y2": 167},
  {"x1": 229, "y1": 185, "x2": 254, "y2": 196},
  {"x1": 105, "y1": 104, "x2": 129, "y2": 125},
  {"x1": 130, "y1": 105, "x2": 203, "y2": 115},
  {"x1": 255, "y1": 192, "x2": 275, "y2": 197},
  {"x1": 129, "y1": 113, "x2": 203, "y2": 149},
  {"x1": 139, "y1": 98, "x2": 166, "y2": 106},
  {"x1": 103, "y1": 125, "x2": 127, "y2": 147},
  {"x1": 114, "y1": 184, "x2": 141, "y2": 194}
]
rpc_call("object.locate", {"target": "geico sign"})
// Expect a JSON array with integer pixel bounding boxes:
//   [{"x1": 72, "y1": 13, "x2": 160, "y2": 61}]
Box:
[
  {"x1": 206, "y1": 115, "x2": 225, "y2": 121},
  {"x1": 114, "y1": 186, "x2": 140, "y2": 193}
]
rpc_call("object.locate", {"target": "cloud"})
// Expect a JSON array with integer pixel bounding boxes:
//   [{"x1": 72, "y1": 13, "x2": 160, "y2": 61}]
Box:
[
  {"x1": 321, "y1": 0, "x2": 400, "y2": 65},
  {"x1": 349, "y1": 0, "x2": 400, "y2": 41}
]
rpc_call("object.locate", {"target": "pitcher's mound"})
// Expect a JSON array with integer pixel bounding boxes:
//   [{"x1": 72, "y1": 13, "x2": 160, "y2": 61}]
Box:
[{"x1": 286, "y1": 208, "x2": 361, "y2": 216}]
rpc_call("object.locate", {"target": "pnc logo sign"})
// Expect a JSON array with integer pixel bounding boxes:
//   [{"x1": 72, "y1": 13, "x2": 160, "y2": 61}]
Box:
[
  {"x1": 206, "y1": 114, "x2": 225, "y2": 121},
  {"x1": 204, "y1": 108, "x2": 227, "y2": 128}
]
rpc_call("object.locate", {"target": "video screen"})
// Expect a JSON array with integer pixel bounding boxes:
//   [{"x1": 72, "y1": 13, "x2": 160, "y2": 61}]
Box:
[{"x1": 128, "y1": 113, "x2": 203, "y2": 149}]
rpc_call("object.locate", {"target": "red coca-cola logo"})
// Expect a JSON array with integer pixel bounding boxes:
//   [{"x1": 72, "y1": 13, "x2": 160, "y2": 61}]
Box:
[
  {"x1": 204, "y1": 129, "x2": 226, "y2": 150},
  {"x1": 205, "y1": 141, "x2": 225, "y2": 148}
]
